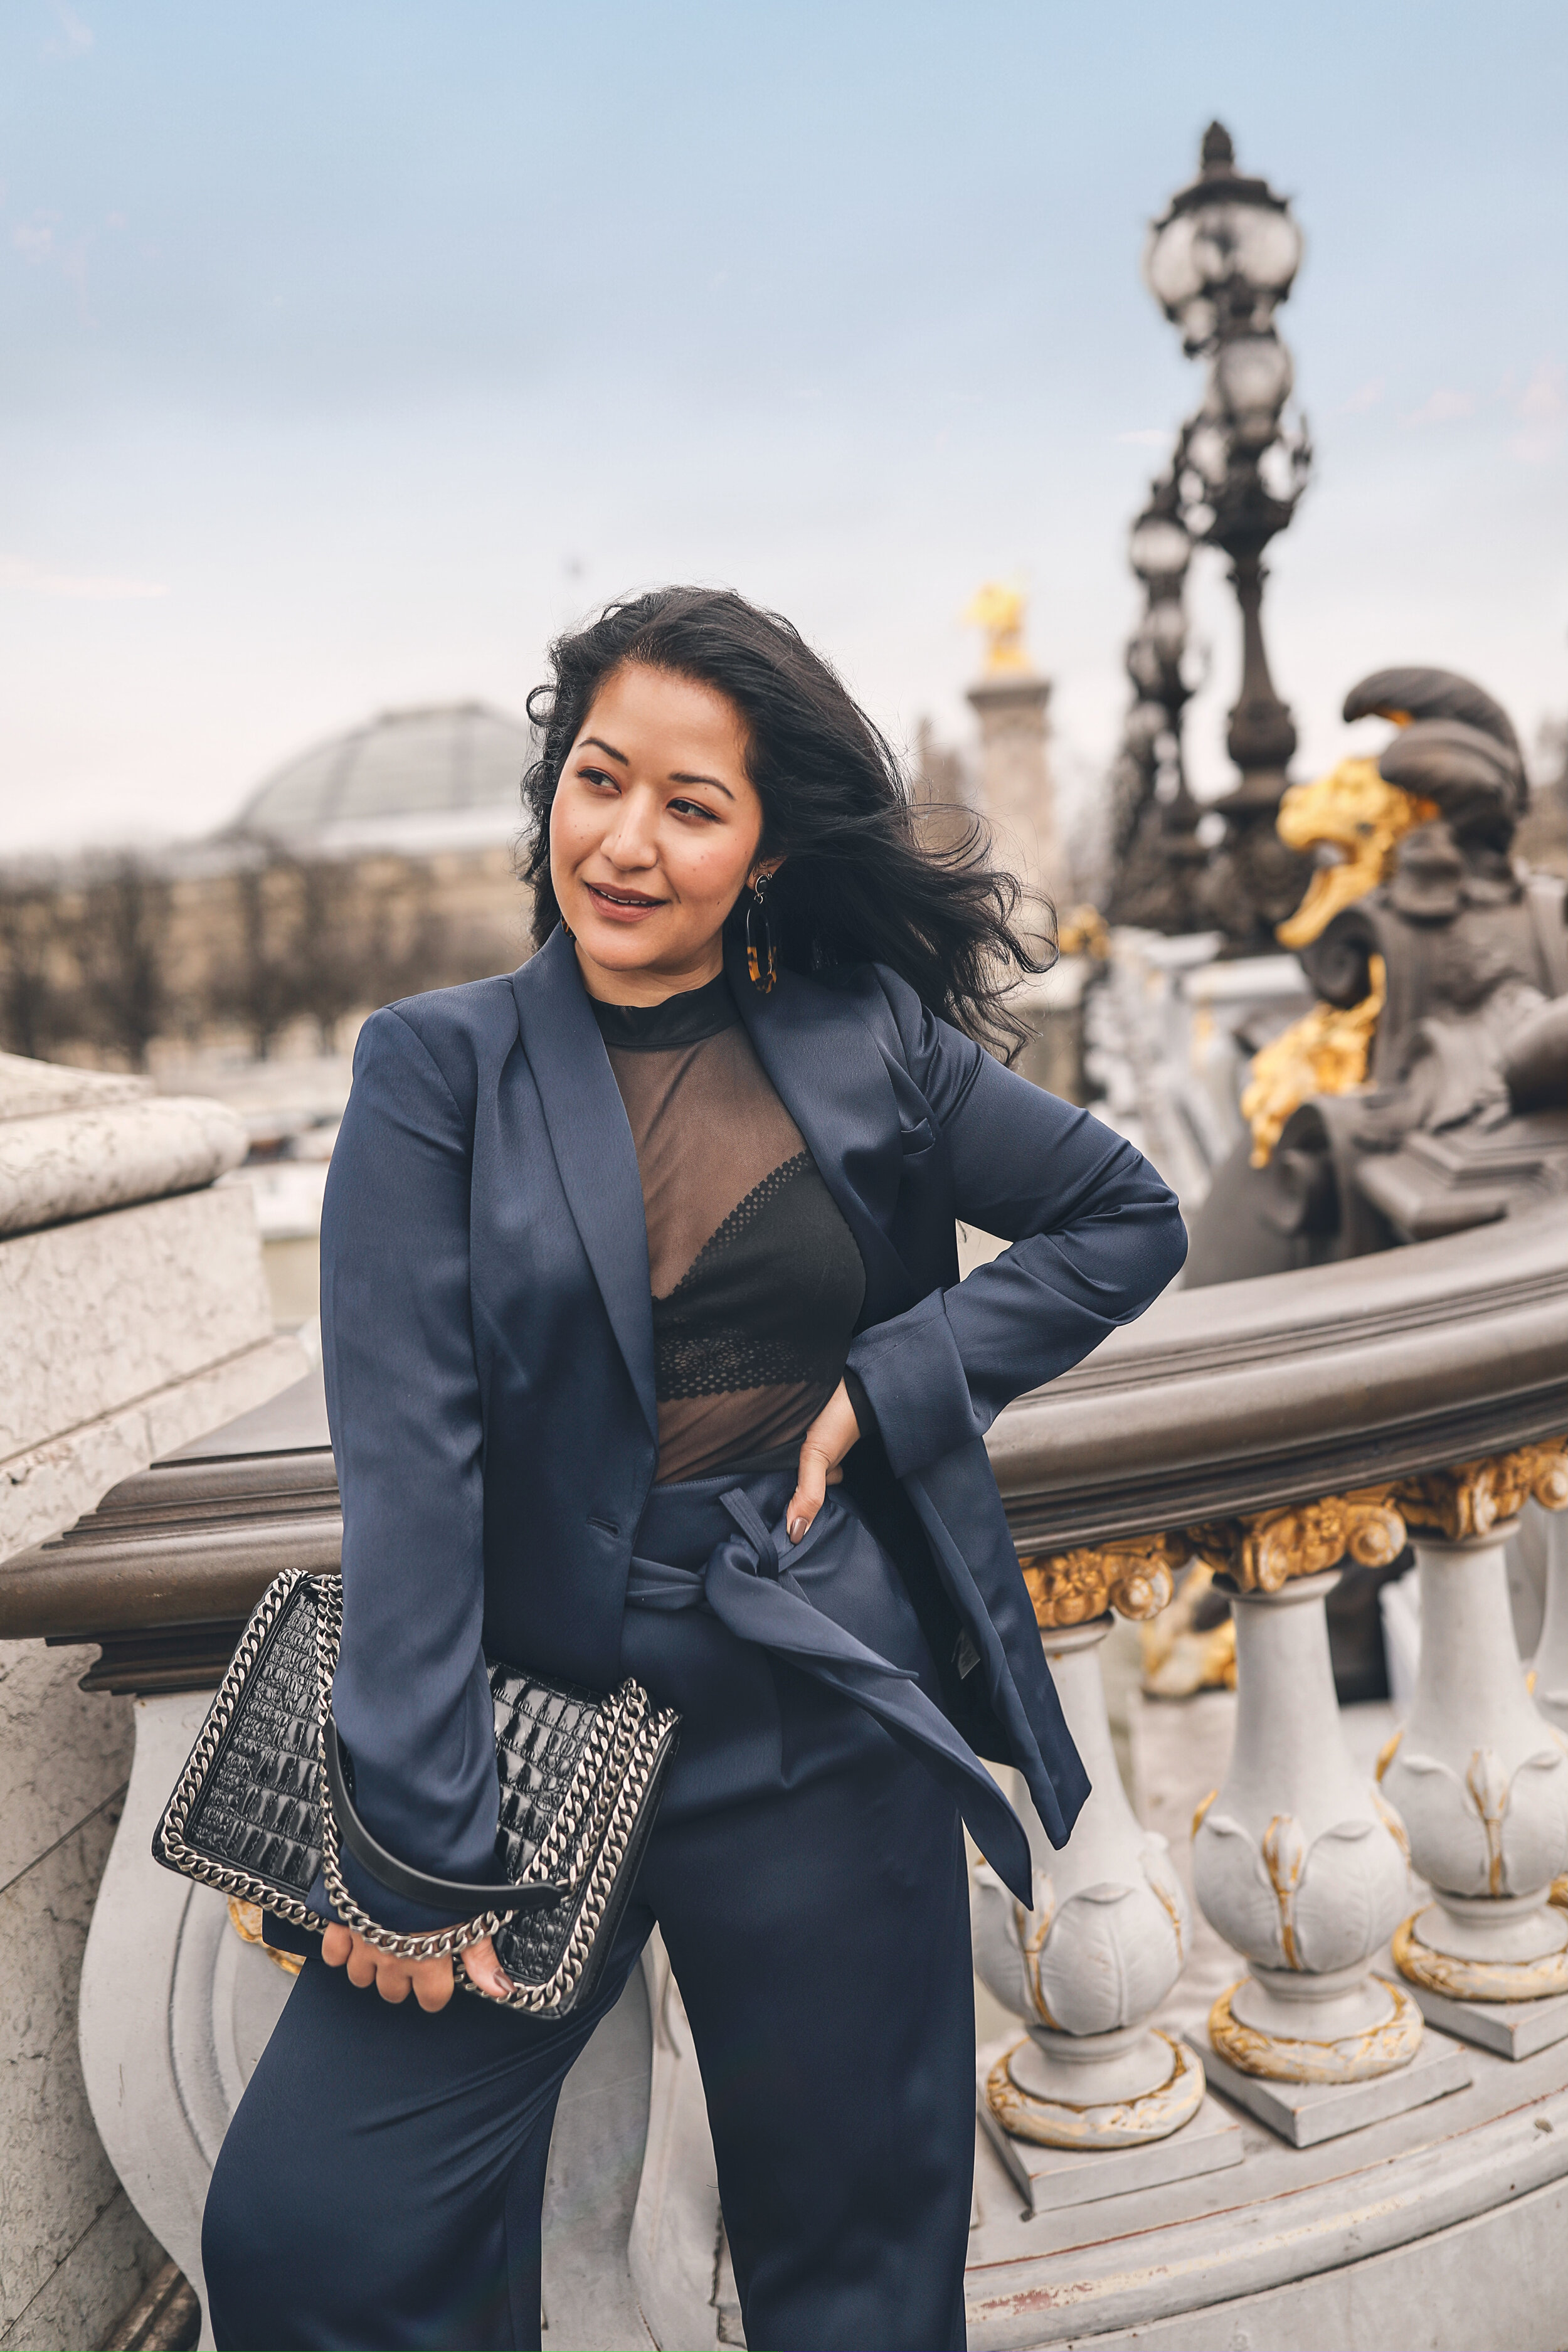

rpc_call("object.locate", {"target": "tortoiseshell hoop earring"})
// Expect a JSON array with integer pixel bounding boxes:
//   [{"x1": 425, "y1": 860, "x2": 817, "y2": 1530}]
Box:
[{"x1": 745, "y1": 874, "x2": 778, "y2": 995}]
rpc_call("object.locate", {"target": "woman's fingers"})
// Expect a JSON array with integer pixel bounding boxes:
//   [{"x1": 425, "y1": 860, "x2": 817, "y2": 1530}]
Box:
[
  {"x1": 323, "y1": 1926, "x2": 452, "y2": 2008},
  {"x1": 787, "y1": 1439, "x2": 830, "y2": 1545},
  {"x1": 787, "y1": 1380, "x2": 862, "y2": 1544},
  {"x1": 344, "y1": 1934, "x2": 381, "y2": 1990},
  {"x1": 460, "y1": 1935, "x2": 515, "y2": 2002},
  {"x1": 411, "y1": 1956, "x2": 456, "y2": 2012}
]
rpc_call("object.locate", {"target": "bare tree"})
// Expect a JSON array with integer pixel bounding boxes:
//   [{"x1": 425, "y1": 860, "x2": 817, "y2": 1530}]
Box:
[
  {"x1": 0, "y1": 878, "x2": 75, "y2": 1062},
  {"x1": 74, "y1": 856, "x2": 171, "y2": 1071}
]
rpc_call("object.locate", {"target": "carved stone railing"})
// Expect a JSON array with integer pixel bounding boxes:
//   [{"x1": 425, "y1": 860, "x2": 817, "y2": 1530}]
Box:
[
  {"x1": 979, "y1": 1195, "x2": 1568, "y2": 2158},
  {"x1": 2, "y1": 1199, "x2": 1567, "y2": 2324}
]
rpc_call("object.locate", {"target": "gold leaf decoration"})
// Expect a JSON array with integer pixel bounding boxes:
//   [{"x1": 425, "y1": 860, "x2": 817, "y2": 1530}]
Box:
[
  {"x1": 1185, "y1": 1490, "x2": 1408, "y2": 1596},
  {"x1": 1391, "y1": 1439, "x2": 1568, "y2": 1541},
  {"x1": 1274, "y1": 756, "x2": 1438, "y2": 951},
  {"x1": 1021, "y1": 1531, "x2": 1188, "y2": 1628},
  {"x1": 1241, "y1": 955, "x2": 1386, "y2": 1167}
]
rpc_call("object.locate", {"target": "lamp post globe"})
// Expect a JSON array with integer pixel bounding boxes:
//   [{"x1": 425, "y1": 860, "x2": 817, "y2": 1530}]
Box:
[
  {"x1": 1143, "y1": 121, "x2": 1313, "y2": 950},
  {"x1": 1143, "y1": 121, "x2": 1304, "y2": 356}
]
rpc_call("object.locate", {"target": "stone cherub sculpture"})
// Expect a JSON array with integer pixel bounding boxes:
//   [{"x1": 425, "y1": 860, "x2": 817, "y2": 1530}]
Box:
[{"x1": 1186, "y1": 665, "x2": 1568, "y2": 1286}]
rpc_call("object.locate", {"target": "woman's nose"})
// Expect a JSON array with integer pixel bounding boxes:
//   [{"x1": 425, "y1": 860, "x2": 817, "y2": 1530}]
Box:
[{"x1": 603, "y1": 800, "x2": 660, "y2": 868}]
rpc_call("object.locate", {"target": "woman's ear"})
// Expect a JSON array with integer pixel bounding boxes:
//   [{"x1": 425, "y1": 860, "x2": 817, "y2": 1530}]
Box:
[{"x1": 749, "y1": 855, "x2": 786, "y2": 888}]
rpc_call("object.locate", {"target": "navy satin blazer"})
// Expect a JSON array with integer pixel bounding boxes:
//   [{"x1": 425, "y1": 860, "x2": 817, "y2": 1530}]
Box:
[{"x1": 320, "y1": 926, "x2": 1187, "y2": 1927}]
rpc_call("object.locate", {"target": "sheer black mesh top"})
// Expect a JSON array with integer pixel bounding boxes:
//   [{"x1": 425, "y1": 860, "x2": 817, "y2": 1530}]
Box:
[{"x1": 590, "y1": 973, "x2": 867, "y2": 1485}]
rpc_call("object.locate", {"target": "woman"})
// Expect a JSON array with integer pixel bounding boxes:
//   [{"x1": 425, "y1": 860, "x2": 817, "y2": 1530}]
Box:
[{"x1": 204, "y1": 587, "x2": 1185, "y2": 2352}]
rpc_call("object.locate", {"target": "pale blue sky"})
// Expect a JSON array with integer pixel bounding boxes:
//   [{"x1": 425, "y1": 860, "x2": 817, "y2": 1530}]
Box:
[{"x1": 3, "y1": 0, "x2": 1565, "y2": 854}]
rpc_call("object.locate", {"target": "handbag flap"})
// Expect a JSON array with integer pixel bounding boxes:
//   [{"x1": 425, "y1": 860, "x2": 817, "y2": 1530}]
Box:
[{"x1": 163, "y1": 1574, "x2": 325, "y2": 1903}]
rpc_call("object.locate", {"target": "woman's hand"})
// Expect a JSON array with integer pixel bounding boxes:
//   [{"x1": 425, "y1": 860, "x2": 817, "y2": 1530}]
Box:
[
  {"x1": 321, "y1": 1923, "x2": 514, "y2": 2010},
  {"x1": 787, "y1": 1379, "x2": 861, "y2": 1545}
]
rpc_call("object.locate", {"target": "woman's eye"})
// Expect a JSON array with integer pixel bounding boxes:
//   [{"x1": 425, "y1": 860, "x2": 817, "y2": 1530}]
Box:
[
  {"x1": 669, "y1": 797, "x2": 721, "y2": 822},
  {"x1": 579, "y1": 766, "x2": 619, "y2": 792}
]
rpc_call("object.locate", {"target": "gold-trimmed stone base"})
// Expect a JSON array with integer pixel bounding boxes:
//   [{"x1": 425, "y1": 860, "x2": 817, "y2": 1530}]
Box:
[
  {"x1": 1209, "y1": 1976, "x2": 1423, "y2": 2083},
  {"x1": 1393, "y1": 1911, "x2": 1568, "y2": 2003},
  {"x1": 985, "y1": 2030, "x2": 1204, "y2": 2148}
]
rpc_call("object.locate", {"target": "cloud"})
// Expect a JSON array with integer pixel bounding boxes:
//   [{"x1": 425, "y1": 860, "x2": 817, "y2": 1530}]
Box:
[
  {"x1": 0, "y1": 554, "x2": 167, "y2": 601},
  {"x1": 12, "y1": 213, "x2": 60, "y2": 262},
  {"x1": 1510, "y1": 359, "x2": 1565, "y2": 464},
  {"x1": 1401, "y1": 387, "x2": 1476, "y2": 426},
  {"x1": 44, "y1": 2, "x2": 94, "y2": 58},
  {"x1": 1338, "y1": 378, "x2": 1385, "y2": 415}
]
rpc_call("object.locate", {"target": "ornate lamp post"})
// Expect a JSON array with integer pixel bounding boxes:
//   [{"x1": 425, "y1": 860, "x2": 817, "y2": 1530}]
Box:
[
  {"x1": 1107, "y1": 475, "x2": 1209, "y2": 932},
  {"x1": 1144, "y1": 122, "x2": 1313, "y2": 951}
]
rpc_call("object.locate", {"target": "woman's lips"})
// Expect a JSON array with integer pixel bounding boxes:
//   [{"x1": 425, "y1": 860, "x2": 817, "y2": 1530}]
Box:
[{"x1": 584, "y1": 881, "x2": 666, "y2": 922}]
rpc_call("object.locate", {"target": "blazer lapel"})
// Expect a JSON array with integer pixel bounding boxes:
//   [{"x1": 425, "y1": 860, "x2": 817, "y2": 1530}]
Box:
[
  {"x1": 728, "y1": 946, "x2": 916, "y2": 1323},
  {"x1": 509, "y1": 930, "x2": 658, "y2": 1440}
]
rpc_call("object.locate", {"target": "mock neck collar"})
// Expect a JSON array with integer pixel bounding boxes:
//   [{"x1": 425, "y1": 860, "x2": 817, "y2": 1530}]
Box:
[{"x1": 586, "y1": 967, "x2": 738, "y2": 1052}]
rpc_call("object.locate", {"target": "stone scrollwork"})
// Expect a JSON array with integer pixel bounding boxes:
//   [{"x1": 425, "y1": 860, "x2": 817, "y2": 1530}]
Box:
[
  {"x1": 1021, "y1": 1531, "x2": 1188, "y2": 1628},
  {"x1": 1390, "y1": 1439, "x2": 1568, "y2": 1543},
  {"x1": 1186, "y1": 1490, "x2": 1409, "y2": 1596}
]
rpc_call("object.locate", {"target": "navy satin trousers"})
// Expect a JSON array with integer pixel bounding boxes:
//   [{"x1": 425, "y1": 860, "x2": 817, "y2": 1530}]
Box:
[{"x1": 203, "y1": 1470, "x2": 980, "y2": 2351}]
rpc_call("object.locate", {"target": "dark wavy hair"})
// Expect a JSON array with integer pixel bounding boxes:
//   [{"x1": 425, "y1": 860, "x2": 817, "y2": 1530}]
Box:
[{"x1": 520, "y1": 586, "x2": 1052, "y2": 1057}]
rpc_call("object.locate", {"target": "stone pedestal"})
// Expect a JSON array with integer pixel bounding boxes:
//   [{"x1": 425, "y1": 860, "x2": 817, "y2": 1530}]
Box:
[
  {"x1": 977, "y1": 2042, "x2": 1242, "y2": 2212},
  {"x1": 1384, "y1": 1525, "x2": 1568, "y2": 2023},
  {"x1": 1191, "y1": 1571, "x2": 1439, "y2": 2141},
  {"x1": 967, "y1": 672, "x2": 1061, "y2": 930},
  {"x1": 972, "y1": 1616, "x2": 1215, "y2": 2163}
]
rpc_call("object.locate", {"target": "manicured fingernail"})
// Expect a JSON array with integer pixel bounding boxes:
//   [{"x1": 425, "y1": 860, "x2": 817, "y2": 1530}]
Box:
[{"x1": 788, "y1": 1517, "x2": 805, "y2": 1543}]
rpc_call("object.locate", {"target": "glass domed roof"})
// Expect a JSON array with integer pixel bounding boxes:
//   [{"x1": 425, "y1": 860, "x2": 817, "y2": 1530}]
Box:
[{"x1": 230, "y1": 702, "x2": 530, "y2": 847}]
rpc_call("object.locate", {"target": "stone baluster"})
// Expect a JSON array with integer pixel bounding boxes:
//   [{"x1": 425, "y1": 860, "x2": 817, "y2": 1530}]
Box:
[
  {"x1": 1381, "y1": 1443, "x2": 1568, "y2": 2029},
  {"x1": 1182, "y1": 1493, "x2": 1458, "y2": 2141},
  {"x1": 1529, "y1": 1501, "x2": 1568, "y2": 1741},
  {"x1": 972, "y1": 1536, "x2": 1210, "y2": 2163}
]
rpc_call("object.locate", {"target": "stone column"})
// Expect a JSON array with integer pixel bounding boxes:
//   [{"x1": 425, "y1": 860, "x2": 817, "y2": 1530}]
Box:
[
  {"x1": 1182, "y1": 1494, "x2": 1469, "y2": 2144},
  {"x1": 1382, "y1": 1443, "x2": 1568, "y2": 2042},
  {"x1": 971, "y1": 1537, "x2": 1242, "y2": 2206},
  {"x1": 1529, "y1": 1503, "x2": 1568, "y2": 1740},
  {"x1": 967, "y1": 673, "x2": 1060, "y2": 935}
]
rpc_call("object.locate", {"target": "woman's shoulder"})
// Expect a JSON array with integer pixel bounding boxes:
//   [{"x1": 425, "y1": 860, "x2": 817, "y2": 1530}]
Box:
[
  {"x1": 807, "y1": 961, "x2": 980, "y2": 1089},
  {"x1": 353, "y1": 972, "x2": 524, "y2": 1105}
]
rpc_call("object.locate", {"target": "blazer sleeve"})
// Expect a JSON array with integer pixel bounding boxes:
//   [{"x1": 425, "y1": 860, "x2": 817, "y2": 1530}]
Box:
[
  {"x1": 319, "y1": 1005, "x2": 499, "y2": 1932},
  {"x1": 844, "y1": 971, "x2": 1187, "y2": 1480}
]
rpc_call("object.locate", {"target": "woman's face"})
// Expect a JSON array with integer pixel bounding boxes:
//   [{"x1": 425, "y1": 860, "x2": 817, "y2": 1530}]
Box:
[{"x1": 551, "y1": 662, "x2": 777, "y2": 1002}]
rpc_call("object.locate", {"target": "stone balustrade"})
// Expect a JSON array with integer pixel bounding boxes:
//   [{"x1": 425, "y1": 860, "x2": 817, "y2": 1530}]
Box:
[{"x1": 3, "y1": 1195, "x2": 1567, "y2": 2344}]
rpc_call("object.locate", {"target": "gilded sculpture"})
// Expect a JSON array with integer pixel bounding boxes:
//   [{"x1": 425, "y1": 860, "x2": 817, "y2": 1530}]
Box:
[
  {"x1": 1187, "y1": 663, "x2": 1568, "y2": 1287},
  {"x1": 1241, "y1": 955, "x2": 1386, "y2": 1167},
  {"x1": 1273, "y1": 757, "x2": 1439, "y2": 951},
  {"x1": 963, "y1": 582, "x2": 1034, "y2": 678},
  {"x1": 1241, "y1": 750, "x2": 1435, "y2": 1163}
]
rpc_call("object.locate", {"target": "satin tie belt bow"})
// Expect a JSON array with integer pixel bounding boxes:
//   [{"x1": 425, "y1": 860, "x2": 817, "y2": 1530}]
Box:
[{"x1": 625, "y1": 1486, "x2": 1032, "y2": 1902}]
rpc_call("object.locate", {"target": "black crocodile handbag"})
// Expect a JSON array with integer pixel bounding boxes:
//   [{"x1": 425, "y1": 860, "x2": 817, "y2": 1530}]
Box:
[{"x1": 152, "y1": 1567, "x2": 679, "y2": 2018}]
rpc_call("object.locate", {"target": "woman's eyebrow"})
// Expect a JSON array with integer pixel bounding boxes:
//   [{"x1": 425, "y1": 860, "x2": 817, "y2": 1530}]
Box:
[
  {"x1": 669, "y1": 771, "x2": 735, "y2": 799},
  {"x1": 580, "y1": 736, "x2": 628, "y2": 765}
]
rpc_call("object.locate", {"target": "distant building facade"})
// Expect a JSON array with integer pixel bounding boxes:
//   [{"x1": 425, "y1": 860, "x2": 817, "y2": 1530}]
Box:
[{"x1": 0, "y1": 703, "x2": 535, "y2": 1069}]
